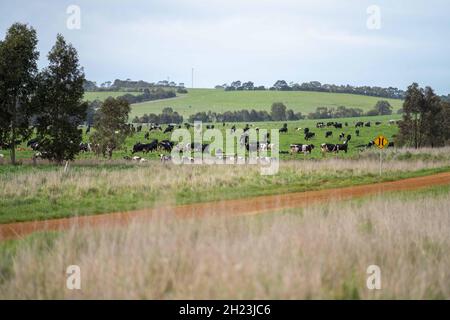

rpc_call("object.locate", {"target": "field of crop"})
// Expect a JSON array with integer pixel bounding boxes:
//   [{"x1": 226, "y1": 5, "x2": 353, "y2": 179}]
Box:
[
  {"x1": 127, "y1": 89, "x2": 403, "y2": 118},
  {"x1": 1, "y1": 185, "x2": 449, "y2": 299}
]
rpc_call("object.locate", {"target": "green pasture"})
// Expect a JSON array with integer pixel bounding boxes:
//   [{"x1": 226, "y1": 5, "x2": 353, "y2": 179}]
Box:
[
  {"x1": 1, "y1": 115, "x2": 401, "y2": 162},
  {"x1": 128, "y1": 89, "x2": 403, "y2": 118}
]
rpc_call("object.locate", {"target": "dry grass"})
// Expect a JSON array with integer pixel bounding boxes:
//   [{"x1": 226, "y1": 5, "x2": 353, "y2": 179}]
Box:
[
  {"x1": 1, "y1": 191, "x2": 449, "y2": 299},
  {"x1": 2, "y1": 158, "x2": 449, "y2": 200}
]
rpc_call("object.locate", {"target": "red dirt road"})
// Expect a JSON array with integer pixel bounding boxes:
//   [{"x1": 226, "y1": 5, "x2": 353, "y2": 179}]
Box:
[{"x1": 1, "y1": 172, "x2": 450, "y2": 241}]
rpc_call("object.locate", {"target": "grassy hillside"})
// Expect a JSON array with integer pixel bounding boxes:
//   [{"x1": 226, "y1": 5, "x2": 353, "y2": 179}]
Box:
[
  {"x1": 129, "y1": 89, "x2": 404, "y2": 118},
  {"x1": 84, "y1": 91, "x2": 140, "y2": 101}
]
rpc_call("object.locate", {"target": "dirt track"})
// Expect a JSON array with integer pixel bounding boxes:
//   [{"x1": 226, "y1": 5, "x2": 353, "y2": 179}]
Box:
[{"x1": 1, "y1": 172, "x2": 450, "y2": 241}]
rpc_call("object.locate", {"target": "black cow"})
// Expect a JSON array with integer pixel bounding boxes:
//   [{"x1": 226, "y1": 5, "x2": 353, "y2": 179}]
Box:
[
  {"x1": 356, "y1": 129, "x2": 360, "y2": 137},
  {"x1": 279, "y1": 127, "x2": 288, "y2": 133},
  {"x1": 355, "y1": 122, "x2": 364, "y2": 128},
  {"x1": 346, "y1": 134, "x2": 352, "y2": 142},
  {"x1": 304, "y1": 128, "x2": 310, "y2": 134},
  {"x1": 305, "y1": 132, "x2": 315, "y2": 140},
  {"x1": 334, "y1": 123, "x2": 343, "y2": 129},
  {"x1": 132, "y1": 140, "x2": 158, "y2": 154},
  {"x1": 375, "y1": 121, "x2": 382, "y2": 126},
  {"x1": 327, "y1": 122, "x2": 335, "y2": 127},
  {"x1": 335, "y1": 141, "x2": 348, "y2": 153},
  {"x1": 164, "y1": 125, "x2": 175, "y2": 134},
  {"x1": 325, "y1": 131, "x2": 333, "y2": 138},
  {"x1": 321, "y1": 143, "x2": 336, "y2": 153},
  {"x1": 365, "y1": 122, "x2": 371, "y2": 127},
  {"x1": 159, "y1": 140, "x2": 174, "y2": 152}
]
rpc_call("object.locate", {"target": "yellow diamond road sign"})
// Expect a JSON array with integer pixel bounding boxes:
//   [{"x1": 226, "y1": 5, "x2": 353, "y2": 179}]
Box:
[{"x1": 374, "y1": 135, "x2": 389, "y2": 149}]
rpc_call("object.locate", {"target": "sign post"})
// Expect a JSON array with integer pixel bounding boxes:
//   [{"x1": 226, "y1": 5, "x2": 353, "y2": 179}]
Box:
[{"x1": 374, "y1": 135, "x2": 388, "y2": 176}]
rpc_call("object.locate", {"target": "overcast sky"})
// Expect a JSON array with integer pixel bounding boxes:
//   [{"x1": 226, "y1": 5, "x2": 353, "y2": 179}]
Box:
[{"x1": 1, "y1": 0, "x2": 449, "y2": 93}]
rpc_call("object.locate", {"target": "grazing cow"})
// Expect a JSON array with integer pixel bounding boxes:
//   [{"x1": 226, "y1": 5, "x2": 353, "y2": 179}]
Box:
[
  {"x1": 325, "y1": 131, "x2": 333, "y2": 138},
  {"x1": 327, "y1": 122, "x2": 335, "y2": 127},
  {"x1": 164, "y1": 125, "x2": 174, "y2": 134},
  {"x1": 321, "y1": 143, "x2": 336, "y2": 153},
  {"x1": 304, "y1": 128, "x2": 310, "y2": 135},
  {"x1": 279, "y1": 127, "x2": 288, "y2": 133},
  {"x1": 356, "y1": 129, "x2": 360, "y2": 137},
  {"x1": 346, "y1": 134, "x2": 352, "y2": 142},
  {"x1": 316, "y1": 122, "x2": 325, "y2": 128},
  {"x1": 365, "y1": 122, "x2": 371, "y2": 127},
  {"x1": 132, "y1": 140, "x2": 158, "y2": 154},
  {"x1": 345, "y1": 122, "x2": 348, "y2": 127},
  {"x1": 355, "y1": 121, "x2": 364, "y2": 128},
  {"x1": 375, "y1": 121, "x2": 382, "y2": 126},
  {"x1": 334, "y1": 123, "x2": 343, "y2": 129},
  {"x1": 305, "y1": 132, "x2": 315, "y2": 140},
  {"x1": 339, "y1": 132, "x2": 346, "y2": 141},
  {"x1": 159, "y1": 140, "x2": 174, "y2": 152},
  {"x1": 335, "y1": 141, "x2": 349, "y2": 153}
]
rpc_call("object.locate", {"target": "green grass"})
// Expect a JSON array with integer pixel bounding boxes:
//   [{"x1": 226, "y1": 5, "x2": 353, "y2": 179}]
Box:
[
  {"x1": 129, "y1": 88, "x2": 404, "y2": 118},
  {"x1": 2, "y1": 114, "x2": 401, "y2": 161}
]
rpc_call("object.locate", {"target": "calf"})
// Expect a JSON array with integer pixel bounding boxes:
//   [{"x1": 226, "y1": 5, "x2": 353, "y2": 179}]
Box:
[{"x1": 325, "y1": 131, "x2": 333, "y2": 138}]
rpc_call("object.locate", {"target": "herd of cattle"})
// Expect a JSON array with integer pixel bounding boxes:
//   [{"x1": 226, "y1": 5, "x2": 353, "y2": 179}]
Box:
[{"x1": 0, "y1": 119, "x2": 398, "y2": 163}]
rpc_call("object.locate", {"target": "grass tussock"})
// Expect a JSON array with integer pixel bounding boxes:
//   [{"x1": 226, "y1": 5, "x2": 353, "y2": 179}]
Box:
[{"x1": 1, "y1": 191, "x2": 449, "y2": 299}]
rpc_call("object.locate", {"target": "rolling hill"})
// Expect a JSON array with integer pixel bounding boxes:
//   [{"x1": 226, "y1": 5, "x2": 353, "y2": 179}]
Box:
[{"x1": 128, "y1": 89, "x2": 403, "y2": 118}]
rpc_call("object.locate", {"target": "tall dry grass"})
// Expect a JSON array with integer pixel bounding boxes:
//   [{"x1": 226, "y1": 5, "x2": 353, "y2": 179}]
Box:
[
  {"x1": 1, "y1": 191, "x2": 449, "y2": 299},
  {"x1": 1, "y1": 158, "x2": 449, "y2": 200}
]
